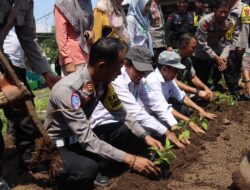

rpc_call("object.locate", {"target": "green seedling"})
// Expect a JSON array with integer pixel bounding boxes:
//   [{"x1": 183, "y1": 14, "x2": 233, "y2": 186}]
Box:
[
  {"x1": 149, "y1": 139, "x2": 176, "y2": 165},
  {"x1": 174, "y1": 120, "x2": 191, "y2": 142},
  {"x1": 214, "y1": 92, "x2": 237, "y2": 106},
  {"x1": 178, "y1": 129, "x2": 190, "y2": 142},
  {"x1": 192, "y1": 115, "x2": 209, "y2": 131}
]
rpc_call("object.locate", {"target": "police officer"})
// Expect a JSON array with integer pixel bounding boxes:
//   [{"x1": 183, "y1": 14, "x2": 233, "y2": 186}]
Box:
[
  {"x1": 223, "y1": 0, "x2": 250, "y2": 98},
  {"x1": 0, "y1": 0, "x2": 60, "y2": 179},
  {"x1": 166, "y1": 0, "x2": 194, "y2": 49},
  {"x1": 45, "y1": 38, "x2": 163, "y2": 189},
  {"x1": 192, "y1": 0, "x2": 233, "y2": 90},
  {"x1": 193, "y1": 0, "x2": 206, "y2": 34}
]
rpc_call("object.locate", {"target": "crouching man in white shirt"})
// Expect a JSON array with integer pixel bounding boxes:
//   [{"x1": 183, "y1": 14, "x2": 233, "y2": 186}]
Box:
[{"x1": 144, "y1": 51, "x2": 216, "y2": 128}]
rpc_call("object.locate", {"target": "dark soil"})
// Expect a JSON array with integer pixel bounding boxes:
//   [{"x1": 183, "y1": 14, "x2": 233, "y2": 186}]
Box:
[{"x1": 2, "y1": 101, "x2": 250, "y2": 190}]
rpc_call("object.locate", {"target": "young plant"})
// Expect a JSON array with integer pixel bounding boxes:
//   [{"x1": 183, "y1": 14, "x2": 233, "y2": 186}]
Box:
[
  {"x1": 149, "y1": 139, "x2": 176, "y2": 166},
  {"x1": 214, "y1": 92, "x2": 237, "y2": 106},
  {"x1": 173, "y1": 120, "x2": 191, "y2": 142},
  {"x1": 192, "y1": 115, "x2": 209, "y2": 131}
]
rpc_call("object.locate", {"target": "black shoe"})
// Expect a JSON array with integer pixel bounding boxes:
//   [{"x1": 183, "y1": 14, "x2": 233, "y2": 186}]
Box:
[
  {"x1": 94, "y1": 172, "x2": 109, "y2": 188},
  {"x1": 0, "y1": 177, "x2": 10, "y2": 190},
  {"x1": 240, "y1": 94, "x2": 250, "y2": 101}
]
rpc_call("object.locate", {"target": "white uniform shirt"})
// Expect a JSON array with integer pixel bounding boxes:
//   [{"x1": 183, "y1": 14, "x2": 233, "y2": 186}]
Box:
[
  {"x1": 144, "y1": 68, "x2": 185, "y2": 125},
  {"x1": 90, "y1": 67, "x2": 170, "y2": 136},
  {"x1": 3, "y1": 28, "x2": 25, "y2": 68}
]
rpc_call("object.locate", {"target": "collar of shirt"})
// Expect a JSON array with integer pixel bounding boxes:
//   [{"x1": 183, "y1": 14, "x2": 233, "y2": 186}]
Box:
[
  {"x1": 155, "y1": 68, "x2": 165, "y2": 83},
  {"x1": 115, "y1": 66, "x2": 143, "y2": 98}
]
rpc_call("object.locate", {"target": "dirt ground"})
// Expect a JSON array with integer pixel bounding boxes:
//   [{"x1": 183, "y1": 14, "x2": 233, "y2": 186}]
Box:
[{"x1": 2, "y1": 101, "x2": 250, "y2": 190}]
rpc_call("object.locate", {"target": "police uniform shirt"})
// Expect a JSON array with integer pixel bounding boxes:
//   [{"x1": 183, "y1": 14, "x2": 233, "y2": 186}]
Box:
[
  {"x1": 193, "y1": 13, "x2": 232, "y2": 61},
  {"x1": 90, "y1": 67, "x2": 177, "y2": 136},
  {"x1": 144, "y1": 68, "x2": 185, "y2": 124},
  {"x1": 45, "y1": 65, "x2": 148, "y2": 162},
  {"x1": 0, "y1": 0, "x2": 50, "y2": 74},
  {"x1": 229, "y1": 1, "x2": 250, "y2": 50}
]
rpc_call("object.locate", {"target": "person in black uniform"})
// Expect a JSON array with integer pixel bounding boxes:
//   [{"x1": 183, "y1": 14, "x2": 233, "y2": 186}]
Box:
[{"x1": 166, "y1": 0, "x2": 194, "y2": 49}]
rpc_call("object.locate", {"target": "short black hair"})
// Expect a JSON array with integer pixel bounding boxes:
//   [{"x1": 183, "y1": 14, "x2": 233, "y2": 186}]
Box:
[
  {"x1": 177, "y1": 33, "x2": 195, "y2": 49},
  {"x1": 89, "y1": 37, "x2": 124, "y2": 66},
  {"x1": 209, "y1": 0, "x2": 231, "y2": 10}
]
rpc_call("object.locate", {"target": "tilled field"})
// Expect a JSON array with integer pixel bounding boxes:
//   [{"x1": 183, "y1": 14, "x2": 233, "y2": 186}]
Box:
[{"x1": 2, "y1": 101, "x2": 250, "y2": 190}]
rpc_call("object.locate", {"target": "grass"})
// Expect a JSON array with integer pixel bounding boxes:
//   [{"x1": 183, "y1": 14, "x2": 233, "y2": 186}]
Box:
[{"x1": 1, "y1": 88, "x2": 50, "y2": 135}]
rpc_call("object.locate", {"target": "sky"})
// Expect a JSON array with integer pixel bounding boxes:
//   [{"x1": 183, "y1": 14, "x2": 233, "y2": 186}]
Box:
[{"x1": 34, "y1": 0, "x2": 98, "y2": 33}]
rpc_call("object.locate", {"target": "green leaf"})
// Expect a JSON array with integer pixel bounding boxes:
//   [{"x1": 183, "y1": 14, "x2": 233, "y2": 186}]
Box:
[
  {"x1": 162, "y1": 157, "x2": 170, "y2": 164},
  {"x1": 154, "y1": 160, "x2": 162, "y2": 165},
  {"x1": 201, "y1": 121, "x2": 208, "y2": 131}
]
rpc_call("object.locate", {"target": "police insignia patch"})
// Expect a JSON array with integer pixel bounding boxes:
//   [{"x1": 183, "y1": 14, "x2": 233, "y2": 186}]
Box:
[{"x1": 71, "y1": 92, "x2": 81, "y2": 109}]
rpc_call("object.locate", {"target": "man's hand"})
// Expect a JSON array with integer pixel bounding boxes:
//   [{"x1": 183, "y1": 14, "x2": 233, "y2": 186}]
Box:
[
  {"x1": 145, "y1": 135, "x2": 163, "y2": 150},
  {"x1": 166, "y1": 131, "x2": 185, "y2": 148},
  {"x1": 215, "y1": 56, "x2": 227, "y2": 71},
  {"x1": 188, "y1": 121, "x2": 206, "y2": 134},
  {"x1": 199, "y1": 109, "x2": 216, "y2": 120},
  {"x1": 42, "y1": 71, "x2": 61, "y2": 89},
  {"x1": 198, "y1": 89, "x2": 214, "y2": 100},
  {"x1": 124, "y1": 154, "x2": 160, "y2": 175}
]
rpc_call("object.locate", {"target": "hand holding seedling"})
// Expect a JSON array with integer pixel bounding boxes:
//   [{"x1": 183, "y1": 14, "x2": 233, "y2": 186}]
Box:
[
  {"x1": 188, "y1": 121, "x2": 206, "y2": 134},
  {"x1": 124, "y1": 154, "x2": 160, "y2": 175},
  {"x1": 145, "y1": 135, "x2": 163, "y2": 150},
  {"x1": 166, "y1": 131, "x2": 185, "y2": 149}
]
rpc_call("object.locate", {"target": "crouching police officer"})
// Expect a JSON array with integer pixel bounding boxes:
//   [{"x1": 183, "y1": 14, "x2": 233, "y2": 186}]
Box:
[{"x1": 44, "y1": 38, "x2": 163, "y2": 190}]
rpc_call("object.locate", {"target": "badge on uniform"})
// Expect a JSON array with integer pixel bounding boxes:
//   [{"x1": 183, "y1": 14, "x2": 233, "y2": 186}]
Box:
[
  {"x1": 82, "y1": 81, "x2": 94, "y2": 96},
  {"x1": 71, "y1": 92, "x2": 81, "y2": 109}
]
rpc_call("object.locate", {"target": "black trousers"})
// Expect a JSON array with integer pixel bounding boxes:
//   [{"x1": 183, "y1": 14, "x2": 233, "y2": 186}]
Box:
[
  {"x1": 191, "y1": 56, "x2": 213, "y2": 86},
  {"x1": 192, "y1": 53, "x2": 240, "y2": 88},
  {"x1": 56, "y1": 122, "x2": 142, "y2": 190}
]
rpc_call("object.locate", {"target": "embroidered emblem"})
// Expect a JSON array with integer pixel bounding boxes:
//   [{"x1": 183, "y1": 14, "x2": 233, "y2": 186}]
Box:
[
  {"x1": 82, "y1": 81, "x2": 94, "y2": 96},
  {"x1": 71, "y1": 92, "x2": 81, "y2": 109}
]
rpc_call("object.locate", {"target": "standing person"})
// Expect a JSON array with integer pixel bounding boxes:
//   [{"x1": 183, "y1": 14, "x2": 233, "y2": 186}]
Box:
[
  {"x1": 220, "y1": 0, "x2": 250, "y2": 99},
  {"x1": 0, "y1": 0, "x2": 60, "y2": 183},
  {"x1": 127, "y1": 0, "x2": 154, "y2": 55},
  {"x1": 54, "y1": 0, "x2": 94, "y2": 75},
  {"x1": 45, "y1": 38, "x2": 163, "y2": 190},
  {"x1": 241, "y1": 48, "x2": 250, "y2": 100},
  {"x1": 175, "y1": 33, "x2": 214, "y2": 100},
  {"x1": 165, "y1": 0, "x2": 194, "y2": 50},
  {"x1": 93, "y1": 0, "x2": 130, "y2": 45},
  {"x1": 149, "y1": 0, "x2": 168, "y2": 63},
  {"x1": 192, "y1": 0, "x2": 233, "y2": 90},
  {"x1": 193, "y1": 0, "x2": 206, "y2": 34}
]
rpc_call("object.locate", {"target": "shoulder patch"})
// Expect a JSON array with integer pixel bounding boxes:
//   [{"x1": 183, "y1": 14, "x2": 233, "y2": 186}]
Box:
[
  {"x1": 241, "y1": 6, "x2": 250, "y2": 24},
  {"x1": 71, "y1": 92, "x2": 81, "y2": 109},
  {"x1": 203, "y1": 21, "x2": 209, "y2": 30},
  {"x1": 144, "y1": 81, "x2": 152, "y2": 93}
]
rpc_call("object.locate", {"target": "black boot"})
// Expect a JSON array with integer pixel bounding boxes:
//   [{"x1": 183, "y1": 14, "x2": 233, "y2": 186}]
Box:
[{"x1": 228, "y1": 84, "x2": 241, "y2": 100}]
